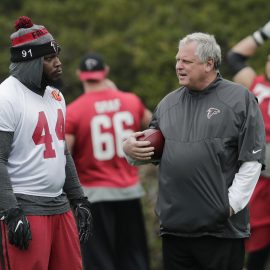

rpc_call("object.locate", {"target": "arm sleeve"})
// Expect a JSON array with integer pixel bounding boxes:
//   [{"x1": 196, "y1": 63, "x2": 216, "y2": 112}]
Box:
[
  {"x1": 226, "y1": 51, "x2": 249, "y2": 76},
  {"x1": 0, "y1": 131, "x2": 18, "y2": 210},
  {"x1": 228, "y1": 161, "x2": 261, "y2": 213},
  {"x1": 65, "y1": 104, "x2": 77, "y2": 135},
  {"x1": 238, "y1": 93, "x2": 265, "y2": 166},
  {"x1": 63, "y1": 143, "x2": 85, "y2": 201}
]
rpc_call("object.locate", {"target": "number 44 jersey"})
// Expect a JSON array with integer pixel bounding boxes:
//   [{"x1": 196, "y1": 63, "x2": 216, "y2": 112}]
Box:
[
  {"x1": 66, "y1": 88, "x2": 146, "y2": 202},
  {"x1": 0, "y1": 76, "x2": 66, "y2": 197}
]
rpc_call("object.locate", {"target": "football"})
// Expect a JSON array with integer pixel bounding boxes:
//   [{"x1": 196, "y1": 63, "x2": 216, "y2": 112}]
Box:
[{"x1": 138, "y1": 129, "x2": 165, "y2": 160}]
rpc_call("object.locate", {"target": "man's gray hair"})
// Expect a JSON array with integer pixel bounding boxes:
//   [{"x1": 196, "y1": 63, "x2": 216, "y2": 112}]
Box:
[{"x1": 179, "y1": 32, "x2": 222, "y2": 70}]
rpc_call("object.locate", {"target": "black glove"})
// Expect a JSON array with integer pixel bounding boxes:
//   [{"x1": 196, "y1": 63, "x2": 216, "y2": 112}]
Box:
[
  {"x1": 1, "y1": 207, "x2": 32, "y2": 250},
  {"x1": 71, "y1": 197, "x2": 93, "y2": 243}
]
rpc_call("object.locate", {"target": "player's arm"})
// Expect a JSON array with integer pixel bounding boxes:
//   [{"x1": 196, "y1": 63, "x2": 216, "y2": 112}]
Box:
[
  {"x1": 0, "y1": 131, "x2": 18, "y2": 210},
  {"x1": 64, "y1": 133, "x2": 84, "y2": 200},
  {"x1": 0, "y1": 131, "x2": 31, "y2": 250},
  {"x1": 229, "y1": 93, "x2": 265, "y2": 216},
  {"x1": 227, "y1": 20, "x2": 270, "y2": 88},
  {"x1": 63, "y1": 142, "x2": 84, "y2": 200},
  {"x1": 63, "y1": 142, "x2": 92, "y2": 243},
  {"x1": 228, "y1": 161, "x2": 262, "y2": 216},
  {"x1": 123, "y1": 107, "x2": 156, "y2": 165},
  {"x1": 65, "y1": 133, "x2": 76, "y2": 154}
]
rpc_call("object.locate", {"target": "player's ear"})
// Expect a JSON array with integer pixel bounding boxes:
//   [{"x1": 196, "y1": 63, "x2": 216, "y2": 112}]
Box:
[
  {"x1": 205, "y1": 58, "x2": 214, "y2": 72},
  {"x1": 105, "y1": 65, "x2": 110, "y2": 76},
  {"x1": 76, "y1": 69, "x2": 81, "y2": 79}
]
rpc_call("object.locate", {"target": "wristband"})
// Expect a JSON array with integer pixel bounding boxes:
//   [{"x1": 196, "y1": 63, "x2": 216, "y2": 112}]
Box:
[
  {"x1": 253, "y1": 26, "x2": 270, "y2": 46},
  {"x1": 253, "y1": 30, "x2": 264, "y2": 46}
]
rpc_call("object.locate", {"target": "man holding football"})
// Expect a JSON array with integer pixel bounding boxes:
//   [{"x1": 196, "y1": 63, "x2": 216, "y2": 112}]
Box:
[{"x1": 123, "y1": 32, "x2": 265, "y2": 270}]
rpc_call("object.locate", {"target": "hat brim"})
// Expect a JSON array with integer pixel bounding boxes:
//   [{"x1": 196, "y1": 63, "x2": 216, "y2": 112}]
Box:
[{"x1": 79, "y1": 70, "x2": 107, "y2": 81}]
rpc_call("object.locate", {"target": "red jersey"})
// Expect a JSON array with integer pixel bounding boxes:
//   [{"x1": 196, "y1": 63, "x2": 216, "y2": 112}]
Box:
[
  {"x1": 66, "y1": 88, "x2": 146, "y2": 189},
  {"x1": 250, "y1": 75, "x2": 270, "y2": 142},
  {"x1": 246, "y1": 75, "x2": 270, "y2": 253}
]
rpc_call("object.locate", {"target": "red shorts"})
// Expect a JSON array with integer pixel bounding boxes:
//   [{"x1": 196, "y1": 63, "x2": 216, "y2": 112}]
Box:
[
  {"x1": 0, "y1": 210, "x2": 82, "y2": 270},
  {"x1": 245, "y1": 177, "x2": 270, "y2": 252}
]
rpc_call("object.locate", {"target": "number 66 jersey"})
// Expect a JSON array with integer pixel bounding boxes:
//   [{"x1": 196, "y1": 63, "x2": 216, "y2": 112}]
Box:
[
  {"x1": 65, "y1": 87, "x2": 147, "y2": 202},
  {"x1": 0, "y1": 76, "x2": 66, "y2": 197}
]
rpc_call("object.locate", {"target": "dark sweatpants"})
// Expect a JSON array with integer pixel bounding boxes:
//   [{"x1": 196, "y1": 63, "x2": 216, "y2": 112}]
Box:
[
  {"x1": 81, "y1": 199, "x2": 149, "y2": 270},
  {"x1": 162, "y1": 234, "x2": 245, "y2": 270}
]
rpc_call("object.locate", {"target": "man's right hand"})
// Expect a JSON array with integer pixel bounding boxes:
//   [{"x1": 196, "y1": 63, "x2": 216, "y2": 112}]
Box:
[
  {"x1": 1, "y1": 207, "x2": 32, "y2": 250},
  {"x1": 123, "y1": 132, "x2": 155, "y2": 160}
]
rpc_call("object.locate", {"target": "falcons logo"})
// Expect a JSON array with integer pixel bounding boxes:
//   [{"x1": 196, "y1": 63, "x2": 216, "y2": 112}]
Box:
[
  {"x1": 207, "y1": 107, "x2": 220, "y2": 119},
  {"x1": 51, "y1": 89, "x2": 62, "y2": 101},
  {"x1": 50, "y1": 41, "x2": 58, "y2": 53}
]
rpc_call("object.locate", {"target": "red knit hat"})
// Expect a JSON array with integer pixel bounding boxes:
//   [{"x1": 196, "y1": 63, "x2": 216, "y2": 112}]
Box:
[{"x1": 10, "y1": 16, "x2": 59, "y2": 62}]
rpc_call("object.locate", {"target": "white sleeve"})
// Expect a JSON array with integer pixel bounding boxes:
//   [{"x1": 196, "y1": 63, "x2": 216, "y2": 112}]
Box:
[
  {"x1": 0, "y1": 98, "x2": 17, "y2": 132},
  {"x1": 0, "y1": 82, "x2": 20, "y2": 132},
  {"x1": 228, "y1": 161, "x2": 261, "y2": 213}
]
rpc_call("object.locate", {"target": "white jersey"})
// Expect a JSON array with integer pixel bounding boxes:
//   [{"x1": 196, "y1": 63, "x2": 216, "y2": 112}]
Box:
[{"x1": 0, "y1": 76, "x2": 66, "y2": 197}]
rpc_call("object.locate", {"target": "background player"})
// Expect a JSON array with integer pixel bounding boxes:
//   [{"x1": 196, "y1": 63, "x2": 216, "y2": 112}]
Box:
[
  {"x1": 227, "y1": 20, "x2": 270, "y2": 270},
  {"x1": 65, "y1": 52, "x2": 152, "y2": 270}
]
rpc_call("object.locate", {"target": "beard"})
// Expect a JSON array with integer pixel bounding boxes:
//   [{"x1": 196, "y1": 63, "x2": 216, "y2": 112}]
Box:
[{"x1": 41, "y1": 72, "x2": 64, "y2": 90}]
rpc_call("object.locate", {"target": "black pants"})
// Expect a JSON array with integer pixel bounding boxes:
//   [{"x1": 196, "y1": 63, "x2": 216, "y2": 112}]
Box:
[
  {"x1": 81, "y1": 199, "x2": 149, "y2": 270},
  {"x1": 162, "y1": 235, "x2": 245, "y2": 270},
  {"x1": 246, "y1": 245, "x2": 270, "y2": 270}
]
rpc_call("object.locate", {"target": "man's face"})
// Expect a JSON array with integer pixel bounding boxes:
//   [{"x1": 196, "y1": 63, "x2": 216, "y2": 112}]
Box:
[
  {"x1": 43, "y1": 53, "x2": 62, "y2": 82},
  {"x1": 175, "y1": 42, "x2": 208, "y2": 90}
]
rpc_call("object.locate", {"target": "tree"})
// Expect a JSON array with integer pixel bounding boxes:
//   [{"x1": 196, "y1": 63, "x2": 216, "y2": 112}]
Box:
[{"x1": 1, "y1": 1, "x2": 269, "y2": 268}]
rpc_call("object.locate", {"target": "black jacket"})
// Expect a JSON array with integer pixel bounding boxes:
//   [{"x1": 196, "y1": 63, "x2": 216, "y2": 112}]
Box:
[{"x1": 151, "y1": 75, "x2": 265, "y2": 238}]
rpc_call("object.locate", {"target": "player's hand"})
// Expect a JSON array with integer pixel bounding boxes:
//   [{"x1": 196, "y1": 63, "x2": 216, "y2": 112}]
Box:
[
  {"x1": 123, "y1": 132, "x2": 154, "y2": 160},
  {"x1": 1, "y1": 207, "x2": 32, "y2": 250},
  {"x1": 71, "y1": 197, "x2": 93, "y2": 243}
]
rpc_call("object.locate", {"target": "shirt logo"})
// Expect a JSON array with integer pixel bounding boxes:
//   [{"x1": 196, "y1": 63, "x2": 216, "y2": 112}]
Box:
[
  {"x1": 207, "y1": 107, "x2": 220, "y2": 119},
  {"x1": 252, "y1": 149, "x2": 262, "y2": 154},
  {"x1": 15, "y1": 220, "x2": 23, "y2": 232},
  {"x1": 51, "y1": 90, "x2": 62, "y2": 101},
  {"x1": 85, "y1": 59, "x2": 98, "y2": 70}
]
